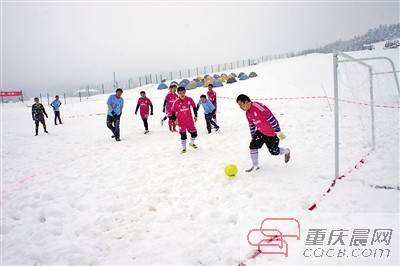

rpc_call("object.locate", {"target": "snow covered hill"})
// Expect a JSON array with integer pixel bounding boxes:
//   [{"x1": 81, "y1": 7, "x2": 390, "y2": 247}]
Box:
[{"x1": 1, "y1": 49, "x2": 399, "y2": 265}]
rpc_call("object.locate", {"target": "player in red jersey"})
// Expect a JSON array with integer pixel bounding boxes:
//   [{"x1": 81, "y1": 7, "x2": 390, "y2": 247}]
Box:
[
  {"x1": 236, "y1": 94, "x2": 290, "y2": 172},
  {"x1": 161, "y1": 82, "x2": 179, "y2": 132},
  {"x1": 171, "y1": 86, "x2": 198, "y2": 153},
  {"x1": 135, "y1": 91, "x2": 153, "y2": 134}
]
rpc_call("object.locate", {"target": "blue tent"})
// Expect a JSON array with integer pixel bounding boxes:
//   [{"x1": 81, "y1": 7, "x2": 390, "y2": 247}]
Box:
[
  {"x1": 212, "y1": 81, "x2": 223, "y2": 87},
  {"x1": 196, "y1": 80, "x2": 204, "y2": 87},
  {"x1": 157, "y1": 83, "x2": 168, "y2": 90},
  {"x1": 238, "y1": 72, "x2": 245, "y2": 79},
  {"x1": 179, "y1": 79, "x2": 190, "y2": 88},
  {"x1": 213, "y1": 74, "x2": 220, "y2": 79},
  {"x1": 239, "y1": 74, "x2": 249, "y2": 80}
]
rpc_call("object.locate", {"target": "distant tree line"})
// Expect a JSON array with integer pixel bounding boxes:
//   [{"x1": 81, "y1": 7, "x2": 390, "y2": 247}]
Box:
[{"x1": 298, "y1": 23, "x2": 400, "y2": 55}]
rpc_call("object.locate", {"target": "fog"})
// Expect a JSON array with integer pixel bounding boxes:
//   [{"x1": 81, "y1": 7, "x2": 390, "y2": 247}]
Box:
[{"x1": 2, "y1": 1, "x2": 399, "y2": 94}]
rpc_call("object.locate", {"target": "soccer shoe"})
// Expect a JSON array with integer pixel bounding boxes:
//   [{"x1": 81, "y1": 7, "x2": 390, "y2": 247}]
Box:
[
  {"x1": 284, "y1": 150, "x2": 291, "y2": 163},
  {"x1": 144, "y1": 130, "x2": 149, "y2": 134},
  {"x1": 189, "y1": 143, "x2": 198, "y2": 149},
  {"x1": 245, "y1": 166, "x2": 260, "y2": 172},
  {"x1": 111, "y1": 135, "x2": 115, "y2": 138},
  {"x1": 215, "y1": 126, "x2": 220, "y2": 132},
  {"x1": 115, "y1": 137, "x2": 121, "y2": 141},
  {"x1": 44, "y1": 130, "x2": 49, "y2": 133},
  {"x1": 180, "y1": 149, "x2": 187, "y2": 154}
]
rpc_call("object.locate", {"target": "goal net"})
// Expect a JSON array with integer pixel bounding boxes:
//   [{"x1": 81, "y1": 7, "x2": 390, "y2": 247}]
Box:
[{"x1": 334, "y1": 51, "x2": 399, "y2": 188}]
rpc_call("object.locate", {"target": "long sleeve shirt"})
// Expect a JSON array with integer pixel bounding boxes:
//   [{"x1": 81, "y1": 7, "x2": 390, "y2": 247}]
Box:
[
  {"x1": 32, "y1": 103, "x2": 48, "y2": 120},
  {"x1": 246, "y1": 101, "x2": 281, "y2": 137},
  {"x1": 197, "y1": 99, "x2": 215, "y2": 114}
]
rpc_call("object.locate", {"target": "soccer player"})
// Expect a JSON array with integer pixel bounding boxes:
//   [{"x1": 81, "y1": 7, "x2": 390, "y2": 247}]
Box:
[
  {"x1": 171, "y1": 86, "x2": 198, "y2": 153},
  {"x1": 207, "y1": 84, "x2": 217, "y2": 123},
  {"x1": 196, "y1": 94, "x2": 220, "y2": 134},
  {"x1": 106, "y1": 88, "x2": 124, "y2": 141},
  {"x1": 31, "y1": 97, "x2": 48, "y2": 136},
  {"x1": 135, "y1": 91, "x2": 153, "y2": 134},
  {"x1": 161, "y1": 82, "x2": 179, "y2": 132},
  {"x1": 236, "y1": 94, "x2": 290, "y2": 172},
  {"x1": 50, "y1": 95, "x2": 63, "y2": 125}
]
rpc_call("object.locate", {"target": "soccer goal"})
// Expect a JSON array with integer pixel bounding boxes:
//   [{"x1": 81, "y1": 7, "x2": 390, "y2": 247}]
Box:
[{"x1": 333, "y1": 51, "x2": 399, "y2": 185}]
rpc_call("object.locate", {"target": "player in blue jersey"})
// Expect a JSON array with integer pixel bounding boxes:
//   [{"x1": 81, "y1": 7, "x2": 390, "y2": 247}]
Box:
[
  {"x1": 50, "y1": 95, "x2": 63, "y2": 125},
  {"x1": 106, "y1": 88, "x2": 124, "y2": 141},
  {"x1": 196, "y1": 94, "x2": 219, "y2": 134}
]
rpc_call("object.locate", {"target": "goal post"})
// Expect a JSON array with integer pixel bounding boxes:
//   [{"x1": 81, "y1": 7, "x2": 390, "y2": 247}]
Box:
[{"x1": 333, "y1": 51, "x2": 399, "y2": 181}]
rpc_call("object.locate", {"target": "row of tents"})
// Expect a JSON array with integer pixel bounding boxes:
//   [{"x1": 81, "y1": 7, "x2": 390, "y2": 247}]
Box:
[{"x1": 157, "y1": 72, "x2": 258, "y2": 90}]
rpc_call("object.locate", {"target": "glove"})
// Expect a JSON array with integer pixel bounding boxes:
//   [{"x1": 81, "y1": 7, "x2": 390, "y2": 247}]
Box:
[
  {"x1": 277, "y1": 131, "x2": 286, "y2": 140},
  {"x1": 150, "y1": 112, "x2": 153, "y2": 116},
  {"x1": 162, "y1": 107, "x2": 165, "y2": 113},
  {"x1": 111, "y1": 111, "x2": 117, "y2": 117},
  {"x1": 135, "y1": 111, "x2": 137, "y2": 115},
  {"x1": 45, "y1": 114, "x2": 48, "y2": 118}
]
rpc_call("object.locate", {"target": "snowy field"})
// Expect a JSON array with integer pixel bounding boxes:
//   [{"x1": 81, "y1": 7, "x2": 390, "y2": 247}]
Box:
[{"x1": 1, "y1": 48, "x2": 399, "y2": 265}]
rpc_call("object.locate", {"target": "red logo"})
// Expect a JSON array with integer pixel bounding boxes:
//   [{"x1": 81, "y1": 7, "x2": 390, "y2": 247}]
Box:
[{"x1": 247, "y1": 217, "x2": 300, "y2": 257}]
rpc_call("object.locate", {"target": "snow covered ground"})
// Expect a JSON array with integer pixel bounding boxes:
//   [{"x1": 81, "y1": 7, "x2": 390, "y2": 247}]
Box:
[{"x1": 1, "y1": 48, "x2": 399, "y2": 265}]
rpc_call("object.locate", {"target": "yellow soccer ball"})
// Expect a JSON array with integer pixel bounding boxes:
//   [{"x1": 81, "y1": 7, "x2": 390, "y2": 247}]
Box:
[{"x1": 224, "y1": 164, "x2": 238, "y2": 179}]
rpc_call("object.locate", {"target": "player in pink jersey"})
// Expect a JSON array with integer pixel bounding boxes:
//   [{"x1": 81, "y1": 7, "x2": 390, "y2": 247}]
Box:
[
  {"x1": 207, "y1": 84, "x2": 217, "y2": 123},
  {"x1": 161, "y1": 82, "x2": 179, "y2": 132},
  {"x1": 236, "y1": 94, "x2": 290, "y2": 172},
  {"x1": 135, "y1": 91, "x2": 153, "y2": 134},
  {"x1": 171, "y1": 86, "x2": 198, "y2": 154}
]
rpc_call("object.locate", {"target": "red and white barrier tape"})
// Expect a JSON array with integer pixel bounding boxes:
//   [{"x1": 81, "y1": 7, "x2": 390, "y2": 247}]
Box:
[
  {"x1": 64, "y1": 112, "x2": 106, "y2": 119},
  {"x1": 219, "y1": 95, "x2": 399, "y2": 109},
  {"x1": 219, "y1": 96, "x2": 327, "y2": 101},
  {"x1": 308, "y1": 153, "x2": 370, "y2": 211}
]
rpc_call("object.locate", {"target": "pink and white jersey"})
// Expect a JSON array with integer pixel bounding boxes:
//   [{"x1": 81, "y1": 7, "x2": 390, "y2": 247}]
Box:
[
  {"x1": 246, "y1": 101, "x2": 278, "y2": 137},
  {"x1": 137, "y1": 97, "x2": 152, "y2": 117},
  {"x1": 165, "y1": 92, "x2": 178, "y2": 116},
  {"x1": 207, "y1": 90, "x2": 217, "y2": 109},
  {"x1": 171, "y1": 96, "x2": 196, "y2": 124}
]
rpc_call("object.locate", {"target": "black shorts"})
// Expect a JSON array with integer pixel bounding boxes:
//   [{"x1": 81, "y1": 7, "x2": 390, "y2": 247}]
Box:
[{"x1": 249, "y1": 131, "x2": 280, "y2": 155}]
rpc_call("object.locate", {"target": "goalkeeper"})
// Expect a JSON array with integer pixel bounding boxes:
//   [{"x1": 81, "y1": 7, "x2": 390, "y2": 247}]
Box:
[{"x1": 236, "y1": 94, "x2": 291, "y2": 172}]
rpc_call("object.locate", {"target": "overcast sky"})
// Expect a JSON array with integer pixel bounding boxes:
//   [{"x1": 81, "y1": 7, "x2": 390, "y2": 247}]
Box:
[{"x1": 1, "y1": 0, "x2": 399, "y2": 94}]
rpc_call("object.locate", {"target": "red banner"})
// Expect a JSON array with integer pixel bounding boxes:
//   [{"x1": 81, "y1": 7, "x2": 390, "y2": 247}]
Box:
[{"x1": 0, "y1": 91, "x2": 22, "y2": 97}]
